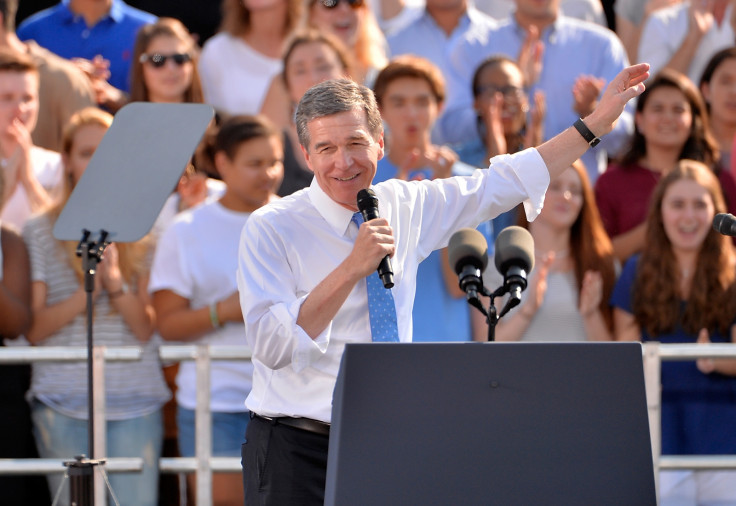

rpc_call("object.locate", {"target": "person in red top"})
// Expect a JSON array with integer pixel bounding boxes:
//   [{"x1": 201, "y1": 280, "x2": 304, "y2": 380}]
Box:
[{"x1": 595, "y1": 68, "x2": 736, "y2": 264}]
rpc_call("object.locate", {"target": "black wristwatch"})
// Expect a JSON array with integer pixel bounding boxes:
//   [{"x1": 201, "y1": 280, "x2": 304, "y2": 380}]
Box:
[{"x1": 573, "y1": 118, "x2": 601, "y2": 148}]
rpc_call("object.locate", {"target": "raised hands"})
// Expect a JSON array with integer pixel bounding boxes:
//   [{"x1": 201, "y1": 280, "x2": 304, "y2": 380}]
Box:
[
  {"x1": 395, "y1": 146, "x2": 458, "y2": 181},
  {"x1": 518, "y1": 25, "x2": 544, "y2": 87},
  {"x1": 518, "y1": 252, "x2": 554, "y2": 319},
  {"x1": 584, "y1": 63, "x2": 649, "y2": 138},
  {"x1": 525, "y1": 90, "x2": 546, "y2": 148},
  {"x1": 578, "y1": 270, "x2": 604, "y2": 318},
  {"x1": 573, "y1": 75, "x2": 606, "y2": 119}
]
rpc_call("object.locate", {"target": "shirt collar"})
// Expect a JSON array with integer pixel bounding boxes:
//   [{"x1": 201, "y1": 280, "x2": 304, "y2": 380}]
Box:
[
  {"x1": 61, "y1": 0, "x2": 124, "y2": 23},
  {"x1": 307, "y1": 178, "x2": 359, "y2": 237},
  {"x1": 510, "y1": 13, "x2": 562, "y2": 42}
]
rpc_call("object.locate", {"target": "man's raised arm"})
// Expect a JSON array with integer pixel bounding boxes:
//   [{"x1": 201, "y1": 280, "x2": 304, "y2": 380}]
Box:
[{"x1": 537, "y1": 63, "x2": 650, "y2": 179}]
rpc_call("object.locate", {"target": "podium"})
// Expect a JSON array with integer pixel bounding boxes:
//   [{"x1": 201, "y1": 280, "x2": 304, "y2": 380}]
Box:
[{"x1": 325, "y1": 342, "x2": 656, "y2": 506}]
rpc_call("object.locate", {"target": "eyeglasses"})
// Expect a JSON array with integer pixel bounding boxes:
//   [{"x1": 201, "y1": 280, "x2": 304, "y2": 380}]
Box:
[
  {"x1": 139, "y1": 53, "x2": 192, "y2": 68},
  {"x1": 477, "y1": 84, "x2": 524, "y2": 100},
  {"x1": 319, "y1": 0, "x2": 365, "y2": 9}
]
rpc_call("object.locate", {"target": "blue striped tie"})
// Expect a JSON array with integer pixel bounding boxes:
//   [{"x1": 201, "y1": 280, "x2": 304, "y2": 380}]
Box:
[{"x1": 352, "y1": 212, "x2": 400, "y2": 342}]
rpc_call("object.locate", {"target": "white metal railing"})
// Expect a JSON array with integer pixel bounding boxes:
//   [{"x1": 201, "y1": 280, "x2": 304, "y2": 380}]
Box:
[{"x1": 3, "y1": 342, "x2": 736, "y2": 505}]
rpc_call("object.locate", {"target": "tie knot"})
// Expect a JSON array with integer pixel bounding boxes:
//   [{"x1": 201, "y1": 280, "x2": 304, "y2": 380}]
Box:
[{"x1": 352, "y1": 212, "x2": 364, "y2": 226}]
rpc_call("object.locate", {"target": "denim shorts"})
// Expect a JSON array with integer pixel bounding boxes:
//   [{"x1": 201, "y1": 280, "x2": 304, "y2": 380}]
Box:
[{"x1": 176, "y1": 406, "x2": 249, "y2": 457}]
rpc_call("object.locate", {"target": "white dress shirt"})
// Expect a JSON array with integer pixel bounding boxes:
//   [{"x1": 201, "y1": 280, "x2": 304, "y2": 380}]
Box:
[{"x1": 236, "y1": 148, "x2": 550, "y2": 423}]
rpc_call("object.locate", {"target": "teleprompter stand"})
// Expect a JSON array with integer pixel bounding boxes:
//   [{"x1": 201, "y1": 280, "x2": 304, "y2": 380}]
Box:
[{"x1": 52, "y1": 103, "x2": 214, "y2": 505}]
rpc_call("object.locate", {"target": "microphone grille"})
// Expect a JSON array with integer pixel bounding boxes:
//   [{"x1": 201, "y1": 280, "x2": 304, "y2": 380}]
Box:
[
  {"x1": 448, "y1": 228, "x2": 489, "y2": 274},
  {"x1": 494, "y1": 226, "x2": 535, "y2": 273},
  {"x1": 357, "y1": 188, "x2": 378, "y2": 213}
]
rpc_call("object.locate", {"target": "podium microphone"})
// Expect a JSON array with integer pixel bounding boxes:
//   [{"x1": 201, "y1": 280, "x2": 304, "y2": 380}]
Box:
[
  {"x1": 448, "y1": 228, "x2": 489, "y2": 301},
  {"x1": 357, "y1": 188, "x2": 394, "y2": 288},
  {"x1": 713, "y1": 213, "x2": 736, "y2": 236},
  {"x1": 494, "y1": 226, "x2": 535, "y2": 311}
]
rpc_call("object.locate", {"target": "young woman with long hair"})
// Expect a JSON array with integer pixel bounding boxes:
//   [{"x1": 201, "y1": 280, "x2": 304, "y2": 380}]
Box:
[
  {"x1": 595, "y1": 68, "x2": 736, "y2": 264},
  {"x1": 487, "y1": 160, "x2": 616, "y2": 342},
  {"x1": 612, "y1": 159, "x2": 736, "y2": 505}
]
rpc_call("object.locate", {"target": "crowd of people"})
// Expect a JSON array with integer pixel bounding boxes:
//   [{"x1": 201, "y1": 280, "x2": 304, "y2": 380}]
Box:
[{"x1": 0, "y1": 0, "x2": 735, "y2": 505}]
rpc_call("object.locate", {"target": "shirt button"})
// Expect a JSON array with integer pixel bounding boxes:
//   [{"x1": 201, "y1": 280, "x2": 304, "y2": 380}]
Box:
[{"x1": 82, "y1": 30, "x2": 90, "y2": 38}]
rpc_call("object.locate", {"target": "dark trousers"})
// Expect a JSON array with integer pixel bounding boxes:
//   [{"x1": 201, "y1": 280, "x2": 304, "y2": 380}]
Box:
[{"x1": 242, "y1": 414, "x2": 329, "y2": 506}]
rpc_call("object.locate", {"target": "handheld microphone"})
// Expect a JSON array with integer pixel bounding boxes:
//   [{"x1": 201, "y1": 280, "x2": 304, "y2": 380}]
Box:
[
  {"x1": 448, "y1": 228, "x2": 489, "y2": 301},
  {"x1": 494, "y1": 226, "x2": 535, "y2": 310},
  {"x1": 356, "y1": 188, "x2": 394, "y2": 288},
  {"x1": 713, "y1": 213, "x2": 736, "y2": 236}
]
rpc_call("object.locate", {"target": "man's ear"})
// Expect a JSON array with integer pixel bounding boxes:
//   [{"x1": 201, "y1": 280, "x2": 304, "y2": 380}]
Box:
[
  {"x1": 376, "y1": 131, "x2": 385, "y2": 161},
  {"x1": 300, "y1": 144, "x2": 315, "y2": 173}
]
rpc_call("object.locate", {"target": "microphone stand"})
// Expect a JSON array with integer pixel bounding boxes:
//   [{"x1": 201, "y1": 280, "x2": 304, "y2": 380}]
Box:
[
  {"x1": 463, "y1": 284, "x2": 519, "y2": 342},
  {"x1": 64, "y1": 229, "x2": 110, "y2": 506}
]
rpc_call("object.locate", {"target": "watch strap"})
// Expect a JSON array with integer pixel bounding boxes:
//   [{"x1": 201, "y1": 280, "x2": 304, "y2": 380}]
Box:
[{"x1": 573, "y1": 118, "x2": 601, "y2": 148}]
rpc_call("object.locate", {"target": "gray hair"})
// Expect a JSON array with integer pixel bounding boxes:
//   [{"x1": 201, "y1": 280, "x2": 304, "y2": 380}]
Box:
[{"x1": 295, "y1": 78, "x2": 383, "y2": 150}]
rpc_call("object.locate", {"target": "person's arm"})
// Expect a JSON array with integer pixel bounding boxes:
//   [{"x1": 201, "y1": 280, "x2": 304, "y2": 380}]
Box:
[
  {"x1": 613, "y1": 307, "x2": 641, "y2": 341},
  {"x1": 612, "y1": 222, "x2": 647, "y2": 263},
  {"x1": 27, "y1": 281, "x2": 88, "y2": 344},
  {"x1": 0, "y1": 228, "x2": 31, "y2": 338},
  {"x1": 657, "y1": 2, "x2": 713, "y2": 77},
  {"x1": 494, "y1": 254, "x2": 552, "y2": 342},
  {"x1": 440, "y1": 247, "x2": 465, "y2": 299},
  {"x1": 536, "y1": 63, "x2": 649, "y2": 180},
  {"x1": 97, "y1": 244, "x2": 155, "y2": 342},
  {"x1": 5, "y1": 119, "x2": 54, "y2": 213},
  {"x1": 695, "y1": 327, "x2": 736, "y2": 376},
  {"x1": 153, "y1": 289, "x2": 242, "y2": 341},
  {"x1": 297, "y1": 218, "x2": 395, "y2": 338},
  {"x1": 579, "y1": 270, "x2": 613, "y2": 341}
]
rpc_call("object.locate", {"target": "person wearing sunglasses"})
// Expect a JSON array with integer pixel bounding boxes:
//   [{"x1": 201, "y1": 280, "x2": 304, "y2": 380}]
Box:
[
  {"x1": 303, "y1": 0, "x2": 387, "y2": 86},
  {"x1": 130, "y1": 17, "x2": 203, "y2": 104},
  {"x1": 199, "y1": 0, "x2": 302, "y2": 117}
]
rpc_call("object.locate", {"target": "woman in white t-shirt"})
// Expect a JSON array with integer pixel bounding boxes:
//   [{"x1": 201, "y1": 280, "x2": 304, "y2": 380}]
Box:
[
  {"x1": 199, "y1": 0, "x2": 303, "y2": 116},
  {"x1": 149, "y1": 114, "x2": 283, "y2": 506}
]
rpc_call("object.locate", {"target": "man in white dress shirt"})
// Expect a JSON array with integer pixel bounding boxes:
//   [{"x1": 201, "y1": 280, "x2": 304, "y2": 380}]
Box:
[{"x1": 236, "y1": 63, "x2": 650, "y2": 505}]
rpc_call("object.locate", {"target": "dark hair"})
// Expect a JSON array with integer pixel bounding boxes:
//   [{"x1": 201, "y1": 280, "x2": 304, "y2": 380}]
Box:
[
  {"x1": 0, "y1": 48, "x2": 37, "y2": 73},
  {"x1": 699, "y1": 46, "x2": 736, "y2": 89},
  {"x1": 619, "y1": 69, "x2": 719, "y2": 168},
  {"x1": 295, "y1": 78, "x2": 382, "y2": 149},
  {"x1": 214, "y1": 114, "x2": 283, "y2": 161},
  {"x1": 372, "y1": 55, "x2": 446, "y2": 106},
  {"x1": 129, "y1": 18, "x2": 203, "y2": 103},
  {"x1": 0, "y1": 0, "x2": 17, "y2": 32},
  {"x1": 471, "y1": 55, "x2": 522, "y2": 98}
]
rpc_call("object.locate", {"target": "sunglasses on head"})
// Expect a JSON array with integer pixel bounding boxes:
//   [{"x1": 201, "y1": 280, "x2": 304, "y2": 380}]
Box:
[
  {"x1": 320, "y1": 0, "x2": 364, "y2": 9},
  {"x1": 139, "y1": 53, "x2": 192, "y2": 68}
]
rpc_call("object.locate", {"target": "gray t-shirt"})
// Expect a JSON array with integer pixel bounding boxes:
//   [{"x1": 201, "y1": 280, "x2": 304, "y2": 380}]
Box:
[
  {"x1": 485, "y1": 267, "x2": 587, "y2": 341},
  {"x1": 23, "y1": 213, "x2": 170, "y2": 420}
]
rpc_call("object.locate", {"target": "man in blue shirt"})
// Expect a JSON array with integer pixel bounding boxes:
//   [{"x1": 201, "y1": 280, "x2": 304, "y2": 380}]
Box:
[
  {"x1": 387, "y1": 0, "x2": 496, "y2": 144},
  {"x1": 371, "y1": 55, "x2": 492, "y2": 342},
  {"x1": 17, "y1": 0, "x2": 156, "y2": 93},
  {"x1": 442, "y1": 0, "x2": 632, "y2": 183}
]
